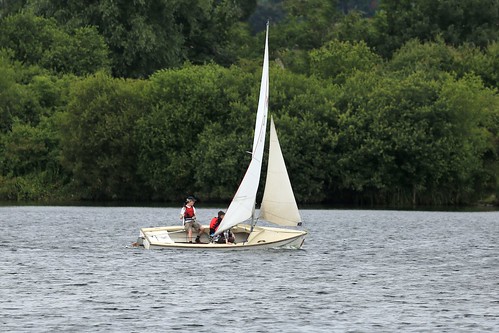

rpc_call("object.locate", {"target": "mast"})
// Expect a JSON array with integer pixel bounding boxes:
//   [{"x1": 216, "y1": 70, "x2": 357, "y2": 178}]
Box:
[{"x1": 214, "y1": 21, "x2": 270, "y2": 236}]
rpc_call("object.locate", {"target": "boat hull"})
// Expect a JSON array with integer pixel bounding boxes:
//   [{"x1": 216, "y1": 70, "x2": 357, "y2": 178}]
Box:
[{"x1": 137, "y1": 224, "x2": 307, "y2": 250}]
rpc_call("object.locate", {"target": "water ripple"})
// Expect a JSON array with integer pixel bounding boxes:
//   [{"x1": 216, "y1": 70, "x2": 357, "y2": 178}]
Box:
[{"x1": 0, "y1": 207, "x2": 498, "y2": 332}]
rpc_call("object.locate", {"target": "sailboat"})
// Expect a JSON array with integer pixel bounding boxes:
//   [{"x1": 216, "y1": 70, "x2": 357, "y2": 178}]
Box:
[{"x1": 136, "y1": 23, "x2": 307, "y2": 250}]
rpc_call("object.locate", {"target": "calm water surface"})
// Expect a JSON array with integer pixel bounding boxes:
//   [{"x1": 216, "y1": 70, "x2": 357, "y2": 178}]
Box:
[{"x1": 1, "y1": 206, "x2": 498, "y2": 332}]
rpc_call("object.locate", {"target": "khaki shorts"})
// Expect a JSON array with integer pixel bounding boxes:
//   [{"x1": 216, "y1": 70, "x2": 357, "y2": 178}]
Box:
[{"x1": 184, "y1": 220, "x2": 202, "y2": 232}]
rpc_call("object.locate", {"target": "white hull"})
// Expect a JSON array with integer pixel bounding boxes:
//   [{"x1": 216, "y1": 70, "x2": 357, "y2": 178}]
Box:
[{"x1": 137, "y1": 224, "x2": 307, "y2": 250}]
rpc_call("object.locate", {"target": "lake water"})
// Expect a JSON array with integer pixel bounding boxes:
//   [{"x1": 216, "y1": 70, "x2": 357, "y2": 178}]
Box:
[{"x1": 1, "y1": 206, "x2": 498, "y2": 332}]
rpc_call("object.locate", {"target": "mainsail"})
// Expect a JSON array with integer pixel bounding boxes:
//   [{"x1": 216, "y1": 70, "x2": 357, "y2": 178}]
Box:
[
  {"x1": 214, "y1": 22, "x2": 269, "y2": 235},
  {"x1": 259, "y1": 117, "x2": 302, "y2": 226}
]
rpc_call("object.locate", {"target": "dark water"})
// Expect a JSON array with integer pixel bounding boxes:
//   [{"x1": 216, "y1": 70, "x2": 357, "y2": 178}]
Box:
[{"x1": 1, "y1": 206, "x2": 498, "y2": 332}]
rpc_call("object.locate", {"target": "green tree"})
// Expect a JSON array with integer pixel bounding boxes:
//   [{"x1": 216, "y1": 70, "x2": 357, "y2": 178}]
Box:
[
  {"x1": 31, "y1": 0, "x2": 250, "y2": 78},
  {"x1": 40, "y1": 26, "x2": 110, "y2": 76},
  {"x1": 330, "y1": 10, "x2": 382, "y2": 45},
  {"x1": 192, "y1": 115, "x2": 253, "y2": 201},
  {"x1": 0, "y1": 50, "x2": 70, "y2": 132},
  {"x1": 0, "y1": 49, "x2": 71, "y2": 200},
  {"x1": 60, "y1": 72, "x2": 146, "y2": 199},
  {"x1": 388, "y1": 38, "x2": 499, "y2": 91},
  {"x1": 457, "y1": 42, "x2": 499, "y2": 89},
  {"x1": 222, "y1": 22, "x2": 261, "y2": 65},
  {"x1": 376, "y1": 0, "x2": 499, "y2": 57},
  {"x1": 0, "y1": 12, "x2": 110, "y2": 76},
  {"x1": 309, "y1": 39, "x2": 382, "y2": 83},
  {"x1": 338, "y1": 0, "x2": 379, "y2": 16},
  {"x1": 0, "y1": 116, "x2": 62, "y2": 199},
  {"x1": 192, "y1": 65, "x2": 340, "y2": 203},
  {"x1": 335, "y1": 68, "x2": 497, "y2": 205},
  {"x1": 0, "y1": 50, "x2": 21, "y2": 132},
  {"x1": 387, "y1": 38, "x2": 458, "y2": 75},
  {"x1": 0, "y1": 12, "x2": 61, "y2": 65},
  {"x1": 0, "y1": 0, "x2": 27, "y2": 18},
  {"x1": 273, "y1": 0, "x2": 341, "y2": 51},
  {"x1": 264, "y1": 68, "x2": 340, "y2": 203},
  {"x1": 135, "y1": 63, "x2": 246, "y2": 200}
]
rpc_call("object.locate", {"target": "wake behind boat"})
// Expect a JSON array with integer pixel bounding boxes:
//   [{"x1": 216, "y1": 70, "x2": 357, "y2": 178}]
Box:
[{"x1": 136, "y1": 22, "x2": 307, "y2": 250}]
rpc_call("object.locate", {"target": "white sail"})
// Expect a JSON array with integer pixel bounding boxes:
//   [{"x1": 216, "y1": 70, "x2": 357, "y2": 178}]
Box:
[
  {"x1": 215, "y1": 22, "x2": 269, "y2": 235},
  {"x1": 259, "y1": 117, "x2": 302, "y2": 226}
]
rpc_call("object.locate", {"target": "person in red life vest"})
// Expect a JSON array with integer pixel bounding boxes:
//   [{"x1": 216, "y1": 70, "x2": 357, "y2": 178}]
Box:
[
  {"x1": 209, "y1": 211, "x2": 225, "y2": 236},
  {"x1": 209, "y1": 210, "x2": 235, "y2": 244},
  {"x1": 180, "y1": 196, "x2": 205, "y2": 243}
]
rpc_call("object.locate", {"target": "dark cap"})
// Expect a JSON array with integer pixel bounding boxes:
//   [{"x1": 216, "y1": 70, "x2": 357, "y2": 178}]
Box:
[{"x1": 218, "y1": 210, "x2": 225, "y2": 217}]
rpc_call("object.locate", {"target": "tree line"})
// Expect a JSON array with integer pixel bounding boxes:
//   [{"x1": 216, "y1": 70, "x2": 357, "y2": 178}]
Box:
[{"x1": 0, "y1": 0, "x2": 498, "y2": 206}]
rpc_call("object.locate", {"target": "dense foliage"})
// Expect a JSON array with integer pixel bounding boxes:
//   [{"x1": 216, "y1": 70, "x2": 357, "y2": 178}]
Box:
[{"x1": 0, "y1": 0, "x2": 498, "y2": 206}]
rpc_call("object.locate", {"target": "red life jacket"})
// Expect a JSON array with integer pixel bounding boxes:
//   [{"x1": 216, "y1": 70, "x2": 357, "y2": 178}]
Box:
[
  {"x1": 210, "y1": 217, "x2": 221, "y2": 234},
  {"x1": 210, "y1": 217, "x2": 218, "y2": 229},
  {"x1": 183, "y1": 206, "x2": 195, "y2": 218}
]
